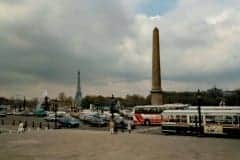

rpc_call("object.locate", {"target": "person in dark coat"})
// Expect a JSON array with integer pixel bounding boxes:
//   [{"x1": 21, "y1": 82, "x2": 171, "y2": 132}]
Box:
[{"x1": 120, "y1": 119, "x2": 125, "y2": 133}]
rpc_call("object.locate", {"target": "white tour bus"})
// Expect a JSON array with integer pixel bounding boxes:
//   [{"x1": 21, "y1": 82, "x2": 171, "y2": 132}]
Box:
[
  {"x1": 188, "y1": 106, "x2": 240, "y2": 110},
  {"x1": 132, "y1": 104, "x2": 188, "y2": 126},
  {"x1": 161, "y1": 109, "x2": 240, "y2": 136}
]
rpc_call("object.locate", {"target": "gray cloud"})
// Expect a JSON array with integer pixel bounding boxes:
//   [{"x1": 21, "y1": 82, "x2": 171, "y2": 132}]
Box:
[
  {"x1": 0, "y1": 0, "x2": 240, "y2": 98},
  {"x1": 0, "y1": 0, "x2": 138, "y2": 97}
]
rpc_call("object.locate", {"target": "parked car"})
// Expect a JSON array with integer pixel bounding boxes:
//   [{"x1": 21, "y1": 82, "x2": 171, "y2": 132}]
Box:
[
  {"x1": 44, "y1": 115, "x2": 56, "y2": 122},
  {"x1": 23, "y1": 111, "x2": 34, "y2": 116},
  {"x1": 7, "y1": 112, "x2": 13, "y2": 115},
  {"x1": 44, "y1": 114, "x2": 64, "y2": 122},
  {"x1": 58, "y1": 117, "x2": 81, "y2": 128},
  {"x1": 0, "y1": 112, "x2": 6, "y2": 117},
  {"x1": 84, "y1": 114, "x2": 107, "y2": 127},
  {"x1": 33, "y1": 108, "x2": 47, "y2": 117},
  {"x1": 13, "y1": 111, "x2": 25, "y2": 116}
]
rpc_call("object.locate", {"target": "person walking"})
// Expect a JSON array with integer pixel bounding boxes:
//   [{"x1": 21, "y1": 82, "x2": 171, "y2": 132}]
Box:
[
  {"x1": 17, "y1": 121, "x2": 24, "y2": 134},
  {"x1": 109, "y1": 119, "x2": 114, "y2": 134},
  {"x1": 23, "y1": 121, "x2": 27, "y2": 132},
  {"x1": 127, "y1": 118, "x2": 132, "y2": 134},
  {"x1": 120, "y1": 119, "x2": 125, "y2": 133}
]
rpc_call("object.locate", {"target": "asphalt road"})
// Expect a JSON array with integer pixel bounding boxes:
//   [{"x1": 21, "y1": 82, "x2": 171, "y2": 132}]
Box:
[{"x1": 0, "y1": 130, "x2": 240, "y2": 160}]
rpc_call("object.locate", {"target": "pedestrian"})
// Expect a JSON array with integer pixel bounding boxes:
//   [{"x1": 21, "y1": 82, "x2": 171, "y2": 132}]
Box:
[
  {"x1": 114, "y1": 121, "x2": 118, "y2": 134},
  {"x1": 127, "y1": 118, "x2": 132, "y2": 134},
  {"x1": 32, "y1": 121, "x2": 35, "y2": 128},
  {"x1": 23, "y1": 121, "x2": 27, "y2": 131},
  {"x1": 120, "y1": 119, "x2": 125, "y2": 133},
  {"x1": 17, "y1": 121, "x2": 24, "y2": 134},
  {"x1": 109, "y1": 119, "x2": 114, "y2": 134}
]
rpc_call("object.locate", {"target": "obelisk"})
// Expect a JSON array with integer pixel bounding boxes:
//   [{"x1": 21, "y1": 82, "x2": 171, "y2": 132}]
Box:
[
  {"x1": 151, "y1": 27, "x2": 163, "y2": 105},
  {"x1": 75, "y1": 70, "x2": 82, "y2": 110}
]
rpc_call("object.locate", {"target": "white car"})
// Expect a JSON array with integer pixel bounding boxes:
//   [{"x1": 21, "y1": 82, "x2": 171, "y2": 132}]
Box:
[
  {"x1": 44, "y1": 115, "x2": 57, "y2": 122},
  {"x1": 0, "y1": 113, "x2": 6, "y2": 117}
]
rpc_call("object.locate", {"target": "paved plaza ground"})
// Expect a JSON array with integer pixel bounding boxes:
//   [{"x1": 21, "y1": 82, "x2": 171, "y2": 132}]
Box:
[{"x1": 0, "y1": 130, "x2": 240, "y2": 160}]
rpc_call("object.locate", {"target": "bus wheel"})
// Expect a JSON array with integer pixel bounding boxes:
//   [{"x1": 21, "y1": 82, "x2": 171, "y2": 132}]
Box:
[{"x1": 144, "y1": 120, "x2": 151, "y2": 126}]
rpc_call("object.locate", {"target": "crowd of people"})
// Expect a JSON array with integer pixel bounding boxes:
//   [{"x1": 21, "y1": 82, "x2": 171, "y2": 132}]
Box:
[
  {"x1": 16, "y1": 117, "x2": 134, "y2": 135},
  {"x1": 109, "y1": 118, "x2": 133, "y2": 134}
]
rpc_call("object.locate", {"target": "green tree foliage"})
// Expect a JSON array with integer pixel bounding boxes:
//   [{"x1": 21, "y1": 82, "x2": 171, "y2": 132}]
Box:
[
  {"x1": 164, "y1": 91, "x2": 196, "y2": 105},
  {"x1": 1, "y1": 87, "x2": 240, "y2": 109},
  {"x1": 81, "y1": 94, "x2": 149, "y2": 109},
  {"x1": 80, "y1": 88, "x2": 240, "y2": 109}
]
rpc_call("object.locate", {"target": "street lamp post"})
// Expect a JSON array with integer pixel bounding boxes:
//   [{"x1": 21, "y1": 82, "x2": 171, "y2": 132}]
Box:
[
  {"x1": 54, "y1": 104, "x2": 58, "y2": 129},
  {"x1": 23, "y1": 96, "x2": 26, "y2": 111},
  {"x1": 44, "y1": 96, "x2": 49, "y2": 111},
  {"x1": 110, "y1": 94, "x2": 115, "y2": 119},
  {"x1": 197, "y1": 89, "x2": 202, "y2": 135}
]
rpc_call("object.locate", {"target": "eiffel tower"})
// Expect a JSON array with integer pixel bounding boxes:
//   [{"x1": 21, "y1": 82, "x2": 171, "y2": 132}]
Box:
[{"x1": 75, "y1": 71, "x2": 82, "y2": 110}]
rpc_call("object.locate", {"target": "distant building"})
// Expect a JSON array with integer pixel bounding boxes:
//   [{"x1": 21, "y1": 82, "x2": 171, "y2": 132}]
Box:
[{"x1": 223, "y1": 91, "x2": 236, "y2": 96}]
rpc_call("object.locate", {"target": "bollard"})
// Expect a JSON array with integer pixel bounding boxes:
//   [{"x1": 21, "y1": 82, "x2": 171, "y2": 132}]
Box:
[
  {"x1": 32, "y1": 121, "x2": 35, "y2": 128},
  {"x1": 12, "y1": 120, "x2": 15, "y2": 126},
  {"x1": 24, "y1": 121, "x2": 28, "y2": 128},
  {"x1": 47, "y1": 122, "x2": 50, "y2": 129},
  {"x1": 23, "y1": 121, "x2": 27, "y2": 132},
  {"x1": 39, "y1": 122, "x2": 42, "y2": 129}
]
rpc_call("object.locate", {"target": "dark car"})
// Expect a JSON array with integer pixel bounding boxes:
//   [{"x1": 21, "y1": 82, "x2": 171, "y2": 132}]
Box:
[
  {"x1": 114, "y1": 116, "x2": 135, "y2": 129},
  {"x1": 0, "y1": 113, "x2": 6, "y2": 117},
  {"x1": 86, "y1": 115, "x2": 107, "y2": 127},
  {"x1": 58, "y1": 117, "x2": 81, "y2": 128}
]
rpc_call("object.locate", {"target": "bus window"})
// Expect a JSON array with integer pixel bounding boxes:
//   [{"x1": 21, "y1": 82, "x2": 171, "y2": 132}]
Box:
[
  {"x1": 223, "y1": 116, "x2": 232, "y2": 124},
  {"x1": 136, "y1": 107, "x2": 163, "y2": 114},
  {"x1": 233, "y1": 116, "x2": 239, "y2": 125},
  {"x1": 135, "y1": 108, "x2": 143, "y2": 114},
  {"x1": 215, "y1": 116, "x2": 224, "y2": 124},
  {"x1": 144, "y1": 107, "x2": 151, "y2": 114},
  {"x1": 206, "y1": 116, "x2": 215, "y2": 124},
  {"x1": 206, "y1": 115, "x2": 224, "y2": 124},
  {"x1": 180, "y1": 115, "x2": 187, "y2": 123},
  {"x1": 149, "y1": 107, "x2": 156, "y2": 114},
  {"x1": 156, "y1": 107, "x2": 163, "y2": 114},
  {"x1": 169, "y1": 115, "x2": 176, "y2": 122},
  {"x1": 190, "y1": 115, "x2": 197, "y2": 123},
  {"x1": 176, "y1": 115, "x2": 180, "y2": 122},
  {"x1": 135, "y1": 108, "x2": 140, "y2": 113}
]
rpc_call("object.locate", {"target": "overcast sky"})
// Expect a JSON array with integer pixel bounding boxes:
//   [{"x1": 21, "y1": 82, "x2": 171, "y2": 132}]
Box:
[{"x1": 1, "y1": 0, "x2": 240, "y2": 98}]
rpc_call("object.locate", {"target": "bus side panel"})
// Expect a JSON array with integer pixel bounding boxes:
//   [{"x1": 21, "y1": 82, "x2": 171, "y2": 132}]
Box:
[
  {"x1": 150, "y1": 115, "x2": 162, "y2": 125},
  {"x1": 223, "y1": 127, "x2": 240, "y2": 136},
  {"x1": 133, "y1": 114, "x2": 145, "y2": 125}
]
